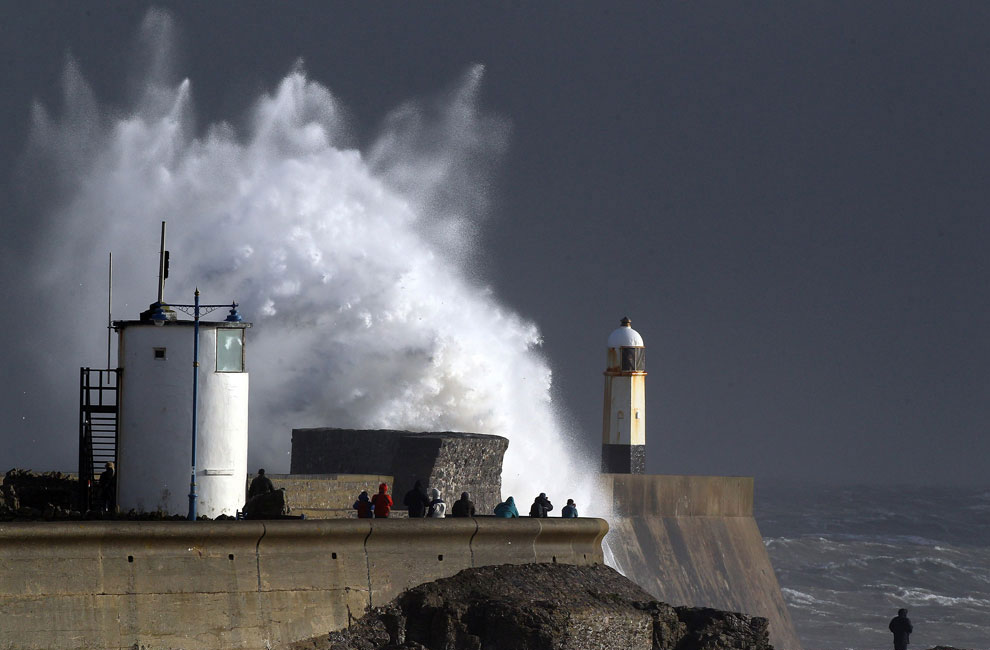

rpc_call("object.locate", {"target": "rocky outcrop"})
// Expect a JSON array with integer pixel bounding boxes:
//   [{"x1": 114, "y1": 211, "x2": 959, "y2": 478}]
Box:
[
  {"x1": 0, "y1": 469, "x2": 78, "y2": 518},
  {"x1": 288, "y1": 563, "x2": 773, "y2": 650}
]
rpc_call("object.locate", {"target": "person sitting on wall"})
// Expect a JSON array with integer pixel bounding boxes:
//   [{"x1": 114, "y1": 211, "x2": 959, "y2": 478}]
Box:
[
  {"x1": 403, "y1": 480, "x2": 431, "y2": 518},
  {"x1": 98, "y1": 462, "x2": 116, "y2": 513},
  {"x1": 450, "y1": 492, "x2": 476, "y2": 517},
  {"x1": 529, "y1": 493, "x2": 554, "y2": 517},
  {"x1": 248, "y1": 469, "x2": 275, "y2": 499},
  {"x1": 353, "y1": 491, "x2": 373, "y2": 518},
  {"x1": 493, "y1": 496, "x2": 519, "y2": 518},
  {"x1": 427, "y1": 488, "x2": 446, "y2": 518},
  {"x1": 371, "y1": 482, "x2": 393, "y2": 518},
  {"x1": 561, "y1": 499, "x2": 578, "y2": 518}
]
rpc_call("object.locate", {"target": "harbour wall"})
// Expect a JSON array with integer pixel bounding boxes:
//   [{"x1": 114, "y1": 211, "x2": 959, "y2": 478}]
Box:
[
  {"x1": 0, "y1": 517, "x2": 607, "y2": 650},
  {"x1": 602, "y1": 474, "x2": 802, "y2": 650}
]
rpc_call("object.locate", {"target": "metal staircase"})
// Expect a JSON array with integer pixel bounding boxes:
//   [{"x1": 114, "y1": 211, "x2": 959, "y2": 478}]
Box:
[{"x1": 78, "y1": 367, "x2": 120, "y2": 511}]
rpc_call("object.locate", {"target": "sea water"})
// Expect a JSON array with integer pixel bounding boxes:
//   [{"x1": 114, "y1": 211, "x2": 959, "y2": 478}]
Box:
[{"x1": 756, "y1": 482, "x2": 990, "y2": 650}]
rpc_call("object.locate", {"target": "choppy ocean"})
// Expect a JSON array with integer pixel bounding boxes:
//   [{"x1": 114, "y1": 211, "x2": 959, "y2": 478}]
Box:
[{"x1": 754, "y1": 482, "x2": 990, "y2": 650}]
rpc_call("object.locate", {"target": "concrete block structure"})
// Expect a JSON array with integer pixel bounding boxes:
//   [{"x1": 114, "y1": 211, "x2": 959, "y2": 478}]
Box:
[{"x1": 291, "y1": 428, "x2": 508, "y2": 514}]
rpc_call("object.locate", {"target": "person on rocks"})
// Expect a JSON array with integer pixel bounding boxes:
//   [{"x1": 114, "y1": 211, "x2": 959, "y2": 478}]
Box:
[
  {"x1": 248, "y1": 469, "x2": 275, "y2": 499},
  {"x1": 451, "y1": 492, "x2": 476, "y2": 517},
  {"x1": 353, "y1": 491, "x2": 373, "y2": 518},
  {"x1": 427, "y1": 488, "x2": 446, "y2": 518},
  {"x1": 493, "y1": 496, "x2": 519, "y2": 518},
  {"x1": 98, "y1": 462, "x2": 116, "y2": 513},
  {"x1": 889, "y1": 608, "x2": 913, "y2": 650},
  {"x1": 529, "y1": 493, "x2": 553, "y2": 517},
  {"x1": 370, "y1": 482, "x2": 393, "y2": 518},
  {"x1": 561, "y1": 499, "x2": 578, "y2": 518},
  {"x1": 403, "y1": 480, "x2": 430, "y2": 518}
]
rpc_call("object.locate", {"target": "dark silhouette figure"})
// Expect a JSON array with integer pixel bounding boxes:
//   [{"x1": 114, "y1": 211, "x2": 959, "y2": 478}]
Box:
[
  {"x1": 494, "y1": 496, "x2": 519, "y2": 518},
  {"x1": 451, "y1": 492, "x2": 476, "y2": 517},
  {"x1": 889, "y1": 609, "x2": 912, "y2": 650},
  {"x1": 403, "y1": 480, "x2": 430, "y2": 518},
  {"x1": 371, "y1": 482, "x2": 393, "y2": 518},
  {"x1": 561, "y1": 499, "x2": 578, "y2": 518},
  {"x1": 529, "y1": 493, "x2": 553, "y2": 517},
  {"x1": 248, "y1": 469, "x2": 274, "y2": 499},
  {"x1": 353, "y1": 491, "x2": 373, "y2": 518},
  {"x1": 98, "y1": 462, "x2": 116, "y2": 513}
]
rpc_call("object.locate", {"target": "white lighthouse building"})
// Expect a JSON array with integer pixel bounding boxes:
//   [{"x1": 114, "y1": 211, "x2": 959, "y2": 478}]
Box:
[
  {"x1": 114, "y1": 304, "x2": 250, "y2": 517},
  {"x1": 601, "y1": 317, "x2": 646, "y2": 473}
]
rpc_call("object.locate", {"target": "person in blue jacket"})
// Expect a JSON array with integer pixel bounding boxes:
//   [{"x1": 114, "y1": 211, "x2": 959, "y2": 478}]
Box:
[
  {"x1": 493, "y1": 496, "x2": 519, "y2": 518},
  {"x1": 561, "y1": 499, "x2": 578, "y2": 518}
]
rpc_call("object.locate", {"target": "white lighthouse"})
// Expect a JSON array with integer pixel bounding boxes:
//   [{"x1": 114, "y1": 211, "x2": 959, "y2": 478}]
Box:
[
  {"x1": 115, "y1": 310, "x2": 250, "y2": 517},
  {"x1": 602, "y1": 317, "x2": 646, "y2": 474},
  {"x1": 111, "y1": 223, "x2": 251, "y2": 518}
]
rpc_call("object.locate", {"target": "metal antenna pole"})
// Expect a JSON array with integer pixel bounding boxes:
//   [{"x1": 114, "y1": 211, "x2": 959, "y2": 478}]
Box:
[
  {"x1": 157, "y1": 221, "x2": 167, "y2": 304},
  {"x1": 107, "y1": 252, "x2": 113, "y2": 369},
  {"x1": 188, "y1": 288, "x2": 200, "y2": 521}
]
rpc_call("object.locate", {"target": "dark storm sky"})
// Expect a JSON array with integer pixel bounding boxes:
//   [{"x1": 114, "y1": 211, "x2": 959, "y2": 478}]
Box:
[{"x1": 2, "y1": 2, "x2": 989, "y2": 485}]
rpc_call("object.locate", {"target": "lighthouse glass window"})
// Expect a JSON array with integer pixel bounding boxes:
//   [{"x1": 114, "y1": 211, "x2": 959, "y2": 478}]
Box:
[
  {"x1": 620, "y1": 347, "x2": 646, "y2": 372},
  {"x1": 216, "y1": 329, "x2": 244, "y2": 372}
]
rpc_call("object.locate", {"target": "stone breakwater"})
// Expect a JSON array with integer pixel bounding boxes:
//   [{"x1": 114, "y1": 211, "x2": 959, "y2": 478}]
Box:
[{"x1": 290, "y1": 563, "x2": 774, "y2": 650}]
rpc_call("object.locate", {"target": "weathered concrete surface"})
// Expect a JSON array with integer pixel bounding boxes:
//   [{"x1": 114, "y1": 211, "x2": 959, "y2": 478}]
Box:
[
  {"x1": 290, "y1": 429, "x2": 508, "y2": 513},
  {"x1": 263, "y1": 473, "x2": 394, "y2": 519},
  {"x1": 601, "y1": 474, "x2": 802, "y2": 650},
  {"x1": 0, "y1": 517, "x2": 606, "y2": 650}
]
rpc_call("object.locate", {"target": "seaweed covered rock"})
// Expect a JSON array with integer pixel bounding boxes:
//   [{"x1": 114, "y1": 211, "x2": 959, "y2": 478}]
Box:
[{"x1": 289, "y1": 563, "x2": 773, "y2": 650}]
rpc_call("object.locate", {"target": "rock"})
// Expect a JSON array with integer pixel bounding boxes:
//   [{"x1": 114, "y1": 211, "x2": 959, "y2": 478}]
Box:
[{"x1": 287, "y1": 563, "x2": 773, "y2": 650}]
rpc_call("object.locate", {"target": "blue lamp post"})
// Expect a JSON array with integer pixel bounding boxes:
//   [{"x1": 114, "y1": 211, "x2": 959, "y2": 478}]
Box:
[{"x1": 151, "y1": 290, "x2": 243, "y2": 520}]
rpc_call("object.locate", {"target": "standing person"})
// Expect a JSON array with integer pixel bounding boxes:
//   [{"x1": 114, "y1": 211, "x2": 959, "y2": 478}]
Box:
[
  {"x1": 403, "y1": 480, "x2": 430, "y2": 518},
  {"x1": 98, "y1": 462, "x2": 116, "y2": 513},
  {"x1": 529, "y1": 493, "x2": 554, "y2": 517},
  {"x1": 353, "y1": 491, "x2": 373, "y2": 518},
  {"x1": 427, "y1": 488, "x2": 446, "y2": 518},
  {"x1": 370, "y1": 482, "x2": 393, "y2": 518},
  {"x1": 451, "y1": 492, "x2": 476, "y2": 517},
  {"x1": 889, "y1": 609, "x2": 913, "y2": 650},
  {"x1": 561, "y1": 499, "x2": 578, "y2": 518},
  {"x1": 493, "y1": 496, "x2": 519, "y2": 518},
  {"x1": 248, "y1": 469, "x2": 274, "y2": 499}
]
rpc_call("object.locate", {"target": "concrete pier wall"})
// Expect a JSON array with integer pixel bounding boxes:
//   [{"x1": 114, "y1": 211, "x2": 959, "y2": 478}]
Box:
[
  {"x1": 601, "y1": 474, "x2": 802, "y2": 650},
  {"x1": 0, "y1": 518, "x2": 606, "y2": 650}
]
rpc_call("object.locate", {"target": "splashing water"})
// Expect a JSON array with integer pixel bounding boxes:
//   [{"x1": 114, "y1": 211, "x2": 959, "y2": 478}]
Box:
[{"x1": 9, "y1": 10, "x2": 598, "y2": 510}]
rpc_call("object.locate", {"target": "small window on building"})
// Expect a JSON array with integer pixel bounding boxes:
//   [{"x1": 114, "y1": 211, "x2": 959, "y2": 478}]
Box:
[
  {"x1": 153, "y1": 348, "x2": 166, "y2": 360},
  {"x1": 216, "y1": 329, "x2": 244, "y2": 372}
]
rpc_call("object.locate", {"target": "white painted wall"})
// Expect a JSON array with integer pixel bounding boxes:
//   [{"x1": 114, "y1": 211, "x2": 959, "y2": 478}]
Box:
[
  {"x1": 602, "y1": 374, "x2": 646, "y2": 445},
  {"x1": 116, "y1": 321, "x2": 249, "y2": 517}
]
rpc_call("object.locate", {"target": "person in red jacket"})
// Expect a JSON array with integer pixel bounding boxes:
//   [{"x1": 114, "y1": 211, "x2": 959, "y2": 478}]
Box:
[{"x1": 370, "y1": 482, "x2": 393, "y2": 518}]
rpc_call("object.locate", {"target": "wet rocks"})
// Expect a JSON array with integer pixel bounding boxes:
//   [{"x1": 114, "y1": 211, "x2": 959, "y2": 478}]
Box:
[{"x1": 289, "y1": 563, "x2": 773, "y2": 650}]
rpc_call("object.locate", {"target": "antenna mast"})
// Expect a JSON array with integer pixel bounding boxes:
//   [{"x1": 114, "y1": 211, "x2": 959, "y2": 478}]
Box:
[
  {"x1": 157, "y1": 221, "x2": 167, "y2": 304},
  {"x1": 107, "y1": 253, "x2": 113, "y2": 369}
]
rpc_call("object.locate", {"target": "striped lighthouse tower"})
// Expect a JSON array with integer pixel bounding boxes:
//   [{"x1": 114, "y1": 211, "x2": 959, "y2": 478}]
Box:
[{"x1": 601, "y1": 317, "x2": 646, "y2": 474}]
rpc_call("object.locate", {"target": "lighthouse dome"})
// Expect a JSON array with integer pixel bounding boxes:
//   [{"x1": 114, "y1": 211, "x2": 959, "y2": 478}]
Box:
[{"x1": 607, "y1": 317, "x2": 644, "y2": 348}]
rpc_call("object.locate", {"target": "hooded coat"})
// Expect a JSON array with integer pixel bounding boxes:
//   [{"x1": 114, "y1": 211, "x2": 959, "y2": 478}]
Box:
[
  {"x1": 353, "y1": 491, "x2": 373, "y2": 518},
  {"x1": 493, "y1": 496, "x2": 519, "y2": 518},
  {"x1": 450, "y1": 492, "x2": 476, "y2": 517},
  {"x1": 427, "y1": 488, "x2": 446, "y2": 518},
  {"x1": 529, "y1": 493, "x2": 553, "y2": 517},
  {"x1": 889, "y1": 611, "x2": 912, "y2": 650},
  {"x1": 370, "y1": 483, "x2": 393, "y2": 518},
  {"x1": 403, "y1": 480, "x2": 430, "y2": 518}
]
